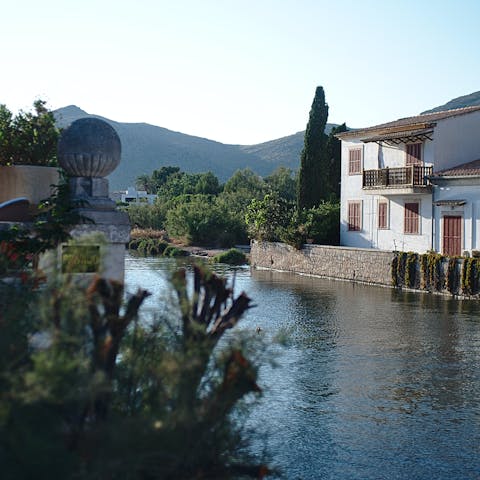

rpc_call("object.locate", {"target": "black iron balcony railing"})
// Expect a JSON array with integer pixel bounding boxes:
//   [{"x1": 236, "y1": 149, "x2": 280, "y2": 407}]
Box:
[{"x1": 363, "y1": 165, "x2": 432, "y2": 189}]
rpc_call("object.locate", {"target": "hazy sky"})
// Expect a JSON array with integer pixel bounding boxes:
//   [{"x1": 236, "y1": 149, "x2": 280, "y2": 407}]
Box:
[{"x1": 2, "y1": 0, "x2": 479, "y2": 144}]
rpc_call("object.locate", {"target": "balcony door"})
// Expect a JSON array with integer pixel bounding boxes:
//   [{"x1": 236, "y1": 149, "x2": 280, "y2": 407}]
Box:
[
  {"x1": 406, "y1": 143, "x2": 422, "y2": 166},
  {"x1": 443, "y1": 216, "x2": 462, "y2": 257}
]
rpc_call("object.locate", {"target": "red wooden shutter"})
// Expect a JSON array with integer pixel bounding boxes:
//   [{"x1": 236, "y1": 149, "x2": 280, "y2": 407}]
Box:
[
  {"x1": 348, "y1": 202, "x2": 361, "y2": 231},
  {"x1": 443, "y1": 216, "x2": 462, "y2": 257},
  {"x1": 349, "y1": 148, "x2": 362, "y2": 174},
  {"x1": 406, "y1": 143, "x2": 422, "y2": 166},
  {"x1": 404, "y1": 202, "x2": 419, "y2": 234},
  {"x1": 378, "y1": 202, "x2": 387, "y2": 229}
]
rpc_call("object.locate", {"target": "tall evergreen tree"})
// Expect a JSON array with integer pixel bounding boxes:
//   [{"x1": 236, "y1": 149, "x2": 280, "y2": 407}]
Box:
[
  {"x1": 325, "y1": 123, "x2": 347, "y2": 199},
  {"x1": 297, "y1": 86, "x2": 329, "y2": 209}
]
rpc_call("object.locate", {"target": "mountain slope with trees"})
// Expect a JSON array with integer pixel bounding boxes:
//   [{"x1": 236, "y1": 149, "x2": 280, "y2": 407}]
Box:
[
  {"x1": 54, "y1": 105, "x2": 338, "y2": 190},
  {"x1": 421, "y1": 90, "x2": 480, "y2": 114}
]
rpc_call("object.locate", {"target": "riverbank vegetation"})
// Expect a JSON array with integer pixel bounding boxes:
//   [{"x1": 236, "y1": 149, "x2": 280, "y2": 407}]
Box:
[{"x1": 126, "y1": 86, "x2": 343, "y2": 251}]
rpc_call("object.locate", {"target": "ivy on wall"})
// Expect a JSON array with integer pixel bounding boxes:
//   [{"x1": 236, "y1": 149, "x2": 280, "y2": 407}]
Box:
[{"x1": 392, "y1": 251, "x2": 480, "y2": 296}]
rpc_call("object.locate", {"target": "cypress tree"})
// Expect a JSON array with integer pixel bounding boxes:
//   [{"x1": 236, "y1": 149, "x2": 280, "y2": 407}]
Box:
[
  {"x1": 297, "y1": 86, "x2": 329, "y2": 209},
  {"x1": 325, "y1": 122, "x2": 347, "y2": 199}
]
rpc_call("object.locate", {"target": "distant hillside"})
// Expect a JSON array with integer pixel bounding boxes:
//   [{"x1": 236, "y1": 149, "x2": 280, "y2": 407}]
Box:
[
  {"x1": 422, "y1": 91, "x2": 480, "y2": 114},
  {"x1": 54, "y1": 105, "x2": 338, "y2": 190}
]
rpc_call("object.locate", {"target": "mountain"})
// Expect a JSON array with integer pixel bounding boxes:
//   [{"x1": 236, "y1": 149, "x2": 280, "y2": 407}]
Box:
[
  {"x1": 54, "y1": 105, "x2": 337, "y2": 190},
  {"x1": 421, "y1": 91, "x2": 480, "y2": 114}
]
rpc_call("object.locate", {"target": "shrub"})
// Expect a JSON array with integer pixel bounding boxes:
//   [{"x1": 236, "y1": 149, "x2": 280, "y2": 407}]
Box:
[
  {"x1": 212, "y1": 248, "x2": 248, "y2": 265},
  {"x1": 166, "y1": 194, "x2": 243, "y2": 247},
  {"x1": 136, "y1": 238, "x2": 169, "y2": 256},
  {"x1": 126, "y1": 202, "x2": 167, "y2": 230},
  {"x1": 163, "y1": 245, "x2": 189, "y2": 257}
]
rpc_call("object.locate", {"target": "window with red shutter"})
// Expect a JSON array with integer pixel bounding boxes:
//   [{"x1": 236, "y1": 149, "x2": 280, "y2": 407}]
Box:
[
  {"x1": 404, "y1": 202, "x2": 419, "y2": 234},
  {"x1": 378, "y1": 201, "x2": 388, "y2": 229},
  {"x1": 348, "y1": 148, "x2": 362, "y2": 175},
  {"x1": 348, "y1": 201, "x2": 361, "y2": 231},
  {"x1": 406, "y1": 143, "x2": 422, "y2": 166}
]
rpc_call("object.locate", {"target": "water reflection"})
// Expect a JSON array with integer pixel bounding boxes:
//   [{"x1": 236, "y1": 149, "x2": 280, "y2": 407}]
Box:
[{"x1": 126, "y1": 257, "x2": 480, "y2": 479}]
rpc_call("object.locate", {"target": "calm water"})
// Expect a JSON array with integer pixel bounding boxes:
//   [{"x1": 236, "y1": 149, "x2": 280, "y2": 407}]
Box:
[{"x1": 125, "y1": 254, "x2": 480, "y2": 480}]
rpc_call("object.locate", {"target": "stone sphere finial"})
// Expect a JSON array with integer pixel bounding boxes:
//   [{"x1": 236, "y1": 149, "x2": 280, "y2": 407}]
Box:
[{"x1": 58, "y1": 118, "x2": 121, "y2": 178}]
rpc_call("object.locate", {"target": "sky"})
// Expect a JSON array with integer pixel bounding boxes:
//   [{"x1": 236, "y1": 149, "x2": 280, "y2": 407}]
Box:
[{"x1": 1, "y1": 0, "x2": 480, "y2": 145}]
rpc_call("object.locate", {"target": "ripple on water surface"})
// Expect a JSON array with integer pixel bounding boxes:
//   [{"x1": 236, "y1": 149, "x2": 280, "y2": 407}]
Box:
[{"x1": 125, "y1": 255, "x2": 480, "y2": 480}]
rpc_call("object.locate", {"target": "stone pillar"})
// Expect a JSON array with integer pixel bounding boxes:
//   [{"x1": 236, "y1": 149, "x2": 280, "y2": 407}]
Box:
[{"x1": 57, "y1": 118, "x2": 130, "y2": 282}]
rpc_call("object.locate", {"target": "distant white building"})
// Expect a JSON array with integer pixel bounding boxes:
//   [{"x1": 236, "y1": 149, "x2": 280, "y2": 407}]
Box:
[
  {"x1": 120, "y1": 186, "x2": 157, "y2": 205},
  {"x1": 337, "y1": 105, "x2": 480, "y2": 256}
]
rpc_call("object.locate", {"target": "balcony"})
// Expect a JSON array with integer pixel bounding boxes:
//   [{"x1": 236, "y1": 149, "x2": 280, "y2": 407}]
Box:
[{"x1": 362, "y1": 165, "x2": 432, "y2": 195}]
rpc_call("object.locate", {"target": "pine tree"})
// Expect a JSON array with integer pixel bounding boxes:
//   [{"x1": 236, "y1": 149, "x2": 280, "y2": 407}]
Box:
[{"x1": 297, "y1": 86, "x2": 329, "y2": 209}]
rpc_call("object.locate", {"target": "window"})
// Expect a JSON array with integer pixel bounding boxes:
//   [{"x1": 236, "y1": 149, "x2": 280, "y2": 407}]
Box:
[
  {"x1": 404, "y1": 202, "x2": 419, "y2": 234},
  {"x1": 348, "y1": 148, "x2": 362, "y2": 175},
  {"x1": 406, "y1": 143, "x2": 422, "y2": 166},
  {"x1": 378, "y1": 201, "x2": 388, "y2": 229},
  {"x1": 348, "y1": 201, "x2": 362, "y2": 231}
]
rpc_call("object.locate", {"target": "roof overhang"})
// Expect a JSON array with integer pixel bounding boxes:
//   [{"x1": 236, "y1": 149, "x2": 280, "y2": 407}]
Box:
[
  {"x1": 433, "y1": 200, "x2": 466, "y2": 206},
  {"x1": 429, "y1": 174, "x2": 480, "y2": 186},
  {"x1": 361, "y1": 128, "x2": 434, "y2": 145},
  {"x1": 336, "y1": 122, "x2": 436, "y2": 141}
]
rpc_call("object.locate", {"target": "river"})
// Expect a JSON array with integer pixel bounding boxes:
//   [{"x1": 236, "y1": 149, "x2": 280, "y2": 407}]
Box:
[{"x1": 125, "y1": 254, "x2": 480, "y2": 480}]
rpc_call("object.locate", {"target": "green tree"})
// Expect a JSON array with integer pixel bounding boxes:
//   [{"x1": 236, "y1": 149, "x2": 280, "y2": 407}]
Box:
[
  {"x1": 166, "y1": 194, "x2": 244, "y2": 246},
  {"x1": 297, "y1": 86, "x2": 329, "y2": 209},
  {"x1": 0, "y1": 100, "x2": 59, "y2": 166},
  {"x1": 265, "y1": 167, "x2": 296, "y2": 202},
  {"x1": 245, "y1": 193, "x2": 293, "y2": 242},
  {"x1": 194, "y1": 171, "x2": 221, "y2": 195},
  {"x1": 324, "y1": 123, "x2": 347, "y2": 199}
]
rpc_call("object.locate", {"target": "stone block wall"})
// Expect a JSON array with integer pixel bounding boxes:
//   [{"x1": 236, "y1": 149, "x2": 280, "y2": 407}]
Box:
[{"x1": 250, "y1": 241, "x2": 395, "y2": 287}]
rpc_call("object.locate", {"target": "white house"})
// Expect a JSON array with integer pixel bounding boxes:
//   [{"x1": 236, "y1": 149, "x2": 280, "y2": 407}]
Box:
[
  {"x1": 337, "y1": 105, "x2": 480, "y2": 256},
  {"x1": 120, "y1": 186, "x2": 157, "y2": 205}
]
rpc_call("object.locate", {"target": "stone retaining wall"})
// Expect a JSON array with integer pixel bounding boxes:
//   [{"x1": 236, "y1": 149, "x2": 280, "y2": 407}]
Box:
[{"x1": 250, "y1": 241, "x2": 395, "y2": 287}]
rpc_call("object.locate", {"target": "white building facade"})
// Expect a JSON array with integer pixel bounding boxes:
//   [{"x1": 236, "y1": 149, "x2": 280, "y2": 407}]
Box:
[
  {"x1": 338, "y1": 105, "x2": 480, "y2": 256},
  {"x1": 121, "y1": 186, "x2": 157, "y2": 205}
]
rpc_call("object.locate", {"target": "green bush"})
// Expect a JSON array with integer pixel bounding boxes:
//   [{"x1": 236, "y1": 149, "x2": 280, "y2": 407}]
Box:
[
  {"x1": 212, "y1": 248, "x2": 248, "y2": 265},
  {"x1": 166, "y1": 194, "x2": 244, "y2": 247},
  {"x1": 163, "y1": 245, "x2": 189, "y2": 257},
  {"x1": 135, "y1": 238, "x2": 169, "y2": 256},
  {"x1": 126, "y1": 202, "x2": 167, "y2": 230}
]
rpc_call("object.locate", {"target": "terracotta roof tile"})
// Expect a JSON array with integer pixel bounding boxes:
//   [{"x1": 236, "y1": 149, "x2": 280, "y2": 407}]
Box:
[
  {"x1": 337, "y1": 104, "x2": 480, "y2": 139},
  {"x1": 433, "y1": 159, "x2": 480, "y2": 177}
]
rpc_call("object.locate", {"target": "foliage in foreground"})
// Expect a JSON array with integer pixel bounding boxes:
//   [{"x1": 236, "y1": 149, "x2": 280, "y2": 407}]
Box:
[{"x1": 0, "y1": 264, "x2": 270, "y2": 479}]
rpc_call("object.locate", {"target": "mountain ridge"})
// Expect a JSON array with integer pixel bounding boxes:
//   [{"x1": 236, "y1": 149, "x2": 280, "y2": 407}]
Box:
[
  {"x1": 54, "y1": 105, "x2": 332, "y2": 190},
  {"x1": 55, "y1": 90, "x2": 480, "y2": 190},
  {"x1": 421, "y1": 91, "x2": 480, "y2": 114}
]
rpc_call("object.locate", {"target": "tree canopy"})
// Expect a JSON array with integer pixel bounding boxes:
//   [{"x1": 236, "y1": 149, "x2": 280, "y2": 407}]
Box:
[
  {"x1": 297, "y1": 86, "x2": 329, "y2": 209},
  {"x1": 0, "y1": 100, "x2": 59, "y2": 166}
]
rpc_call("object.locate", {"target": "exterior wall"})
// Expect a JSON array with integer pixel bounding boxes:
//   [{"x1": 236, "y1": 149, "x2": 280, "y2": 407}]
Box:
[
  {"x1": 433, "y1": 110, "x2": 480, "y2": 172},
  {"x1": 121, "y1": 187, "x2": 157, "y2": 205},
  {"x1": 251, "y1": 240, "x2": 394, "y2": 286},
  {"x1": 432, "y1": 181, "x2": 480, "y2": 254},
  {"x1": 340, "y1": 139, "x2": 432, "y2": 252},
  {"x1": 0, "y1": 166, "x2": 59, "y2": 205}
]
